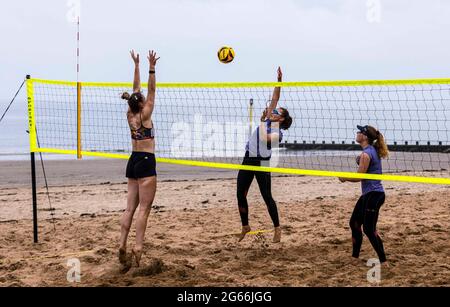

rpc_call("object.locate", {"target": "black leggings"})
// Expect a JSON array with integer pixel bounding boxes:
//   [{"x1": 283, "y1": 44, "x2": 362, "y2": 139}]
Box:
[
  {"x1": 236, "y1": 157, "x2": 280, "y2": 228},
  {"x1": 350, "y1": 191, "x2": 386, "y2": 263}
]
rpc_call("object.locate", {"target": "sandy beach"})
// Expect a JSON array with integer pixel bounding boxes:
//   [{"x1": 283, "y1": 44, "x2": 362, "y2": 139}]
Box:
[{"x1": 0, "y1": 159, "x2": 449, "y2": 287}]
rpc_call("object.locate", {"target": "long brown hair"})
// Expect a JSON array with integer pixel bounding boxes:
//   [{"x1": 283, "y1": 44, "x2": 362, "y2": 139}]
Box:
[
  {"x1": 121, "y1": 92, "x2": 144, "y2": 114},
  {"x1": 366, "y1": 126, "x2": 389, "y2": 159},
  {"x1": 260, "y1": 107, "x2": 293, "y2": 130}
]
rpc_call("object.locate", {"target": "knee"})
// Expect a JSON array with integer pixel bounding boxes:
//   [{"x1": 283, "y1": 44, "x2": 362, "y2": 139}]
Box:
[
  {"x1": 120, "y1": 214, "x2": 132, "y2": 230},
  {"x1": 140, "y1": 196, "x2": 154, "y2": 207},
  {"x1": 350, "y1": 220, "x2": 361, "y2": 232},
  {"x1": 363, "y1": 225, "x2": 375, "y2": 237},
  {"x1": 237, "y1": 189, "x2": 246, "y2": 201},
  {"x1": 121, "y1": 208, "x2": 134, "y2": 218},
  {"x1": 124, "y1": 207, "x2": 135, "y2": 214},
  {"x1": 262, "y1": 194, "x2": 275, "y2": 205},
  {"x1": 137, "y1": 209, "x2": 151, "y2": 221},
  {"x1": 138, "y1": 202, "x2": 152, "y2": 215},
  {"x1": 238, "y1": 206, "x2": 248, "y2": 214}
]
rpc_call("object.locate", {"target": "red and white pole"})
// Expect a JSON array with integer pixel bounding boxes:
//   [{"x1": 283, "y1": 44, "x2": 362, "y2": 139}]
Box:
[{"x1": 77, "y1": 16, "x2": 80, "y2": 82}]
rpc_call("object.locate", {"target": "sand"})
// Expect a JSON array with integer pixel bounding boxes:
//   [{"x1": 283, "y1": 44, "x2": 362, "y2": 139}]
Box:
[{"x1": 0, "y1": 160, "x2": 449, "y2": 287}]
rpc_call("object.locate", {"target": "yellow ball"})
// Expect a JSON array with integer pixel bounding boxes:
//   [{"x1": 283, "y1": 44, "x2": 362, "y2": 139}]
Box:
[{"x1": 218, "y1": 46, "x2": 235, "y2": 63}]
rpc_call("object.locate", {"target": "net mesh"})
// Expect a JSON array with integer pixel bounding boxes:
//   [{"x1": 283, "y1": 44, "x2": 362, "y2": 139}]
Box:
[{"x1": 29, "y1": 79, "x2": 450, "y2": 180}]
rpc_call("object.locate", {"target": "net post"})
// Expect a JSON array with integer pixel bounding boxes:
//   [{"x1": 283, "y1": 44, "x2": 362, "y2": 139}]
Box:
[
  {"x1": 77, "y1": 82, "x2": 82, "y2": 159},
  {"x1": 30, "y1": 151, "x2": 38, "y2": 243}
]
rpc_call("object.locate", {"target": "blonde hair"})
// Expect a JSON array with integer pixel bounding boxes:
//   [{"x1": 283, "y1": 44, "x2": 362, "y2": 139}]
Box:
[{"x1": 367, "y1": 126, "x2": 389, "y2": 159}]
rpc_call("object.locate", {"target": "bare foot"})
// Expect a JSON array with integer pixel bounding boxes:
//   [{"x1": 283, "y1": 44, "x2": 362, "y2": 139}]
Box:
[
  {"x1": 118, "y1": 247, "x2": 127, "y2": 265},
  {"x1": 381, "y1": 261, "x2": 391, "y2": 268},
  {"x1": 273, "y1": 227, "x2": 281, "y2": 243},
  {"x1": 238, "y1": 226, "x2": 251, "y2": 242},
  {"x1": 132, "y1": 248, "x2": 143, "y2": 267}
]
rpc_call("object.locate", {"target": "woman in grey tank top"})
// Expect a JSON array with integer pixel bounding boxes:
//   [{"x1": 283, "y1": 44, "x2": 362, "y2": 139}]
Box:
[{"x1": 237, "y1": 67, "x2": 293, "y2": 243}]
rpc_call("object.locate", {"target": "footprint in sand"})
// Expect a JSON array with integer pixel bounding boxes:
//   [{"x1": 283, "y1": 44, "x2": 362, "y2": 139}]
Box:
[
  {"x1": 131, "y1": 258, "x2": 166, "y2": 277},
  {"x1": 118, "y1": 253, "x2": 133, "y2": 274},
  {"x1": 254, "y1": 234, "x2": 270, "y2": 249}
]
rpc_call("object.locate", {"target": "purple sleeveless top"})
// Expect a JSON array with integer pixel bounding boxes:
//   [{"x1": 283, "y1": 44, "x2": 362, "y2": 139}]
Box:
[{"x1": 361, "y1": 145, "x2": 384, "y2": 195}]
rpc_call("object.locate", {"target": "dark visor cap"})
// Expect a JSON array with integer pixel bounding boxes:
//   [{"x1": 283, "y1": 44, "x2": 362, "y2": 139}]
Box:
[{"x1": 357, "y1": 125, "x2": 369, "y2": 136}]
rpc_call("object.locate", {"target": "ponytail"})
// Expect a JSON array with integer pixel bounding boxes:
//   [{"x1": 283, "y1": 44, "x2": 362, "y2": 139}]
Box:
[
  {"x1": 121, "y1": 92, "x2": 130, "y2": 100},
  {"x1": 366, "y1": 126, "x2": 389, "y2": 159},
  {"x1": 121, "y1": 92, "x2": 143, "y2": 114},
  {"x1": 373, "y1": 131, "x2": 389, "y2": 159}
]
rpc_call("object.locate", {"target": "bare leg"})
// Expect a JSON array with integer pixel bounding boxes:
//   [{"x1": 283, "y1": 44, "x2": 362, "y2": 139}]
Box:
[
  {"x1": 119, "y1": 179, "x2": 139, "y2": 263},
  {"x1": 133, "y1": 176, "x2": 157, "y2": 266}
]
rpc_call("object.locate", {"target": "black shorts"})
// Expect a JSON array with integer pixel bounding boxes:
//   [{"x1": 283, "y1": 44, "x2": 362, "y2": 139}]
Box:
[{"x1": 126, "y1": 152, "x2": 157, "y2": 179}]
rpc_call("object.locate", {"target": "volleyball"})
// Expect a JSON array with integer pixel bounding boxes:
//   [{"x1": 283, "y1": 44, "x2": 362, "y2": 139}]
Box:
[{"x1": 217, "y1": 46, "x2": 235, "y2": 63}]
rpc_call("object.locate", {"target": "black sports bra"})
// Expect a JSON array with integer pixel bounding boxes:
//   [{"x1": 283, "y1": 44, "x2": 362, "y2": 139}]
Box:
[{"x1": 130, "y1": 112, "x2": 154, "y2": 140}]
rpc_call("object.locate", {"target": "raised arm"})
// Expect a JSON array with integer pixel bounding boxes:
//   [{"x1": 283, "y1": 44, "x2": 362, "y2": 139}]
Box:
[
  {"x1": 145, "y1": 50, "x2": 160, "y2": 109},
  {"x1": 266, "y1": 67, "x2": 282, "y2": 117},
  {"x1": 130, "y1": 50, "x2": 141, "y2": 93}
]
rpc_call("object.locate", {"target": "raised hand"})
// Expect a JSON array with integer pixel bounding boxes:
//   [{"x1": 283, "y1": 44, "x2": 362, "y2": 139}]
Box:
[
  {"x1": 130, "y1": 50, "x2": 140, "y2": 65},
  {"x1": 277, "y1": 67, "x2": 283, "y2": 82},
  {"x1": 148, "y1": 50, "x2": 160, "y2": 68}
]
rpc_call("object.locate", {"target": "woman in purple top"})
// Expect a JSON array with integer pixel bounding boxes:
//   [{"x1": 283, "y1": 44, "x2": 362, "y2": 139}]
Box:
[{"x1": 339, "y1": 125, "x2": 389, "y2": 263}]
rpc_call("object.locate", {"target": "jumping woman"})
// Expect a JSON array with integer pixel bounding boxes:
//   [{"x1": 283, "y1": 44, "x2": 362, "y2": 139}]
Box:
[
  {"x1": 119, "y1": 50, "x2": 160, "y2": 267},
  {"x1": 237, "y1": 67, "x2": 293, "y2": 243},
  {"x1": 339, "y1": 125, "x2": 389, "y2": 263}
]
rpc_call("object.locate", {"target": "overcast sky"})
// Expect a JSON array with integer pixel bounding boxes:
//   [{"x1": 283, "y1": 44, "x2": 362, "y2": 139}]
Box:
[{"x1": 0, "y1": 0, "x2": 449, "y2": 107}]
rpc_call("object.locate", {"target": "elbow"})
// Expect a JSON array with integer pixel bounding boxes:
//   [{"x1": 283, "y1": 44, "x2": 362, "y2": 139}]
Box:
[{"x1": 146, "y1": 96, "x2": 155, "y2": 106}]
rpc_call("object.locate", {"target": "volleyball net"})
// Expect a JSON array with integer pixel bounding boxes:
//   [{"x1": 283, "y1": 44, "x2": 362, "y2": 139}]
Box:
[{"x1": 27, "y1": 77, "x2": 450, "y2": 185}]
